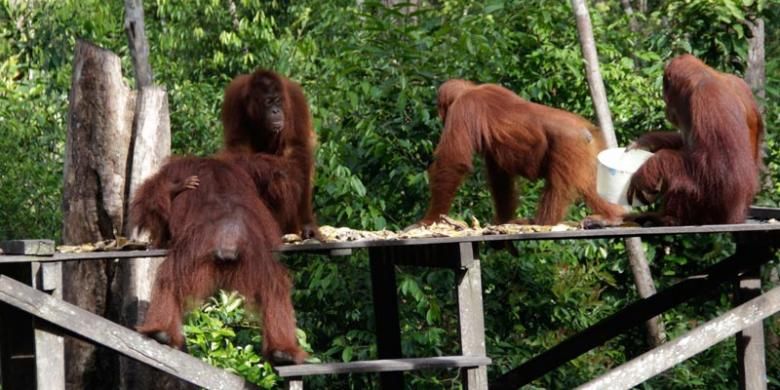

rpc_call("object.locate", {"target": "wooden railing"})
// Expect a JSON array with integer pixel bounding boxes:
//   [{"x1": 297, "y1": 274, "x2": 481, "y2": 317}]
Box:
[{"x1": 1, "y1": 206, "x2": 780, "y2": 389}]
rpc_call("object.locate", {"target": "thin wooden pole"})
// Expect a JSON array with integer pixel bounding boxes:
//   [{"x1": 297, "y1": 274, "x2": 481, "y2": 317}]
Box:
[{"x1": 570, "y1": 0, "x2": 665, "y2": 346}]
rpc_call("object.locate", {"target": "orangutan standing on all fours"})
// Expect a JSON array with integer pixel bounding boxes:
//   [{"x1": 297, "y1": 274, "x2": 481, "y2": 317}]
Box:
[{"x1": 419, "y1": 79, "x2": 626, "y2": 227}]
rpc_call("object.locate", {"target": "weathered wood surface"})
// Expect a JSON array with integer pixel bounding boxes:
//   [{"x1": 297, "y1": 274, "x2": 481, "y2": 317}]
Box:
[
  {"x1": 455, "y1": 243, "x2": 488, "y2": 389},
  {"x1": 2, "y1": 221, "x2": 780, "y2": 264},
  {"x1": 121, "y1": 85, "x2": 173, "y2": 390},
  {"x1": 279, "y1": 222, "x2": 780, "y2": 253},
  {"x1": 0, "y1": 249, "x2": 167, "y2": 264},
  {"x1": 490, "y1": 242, "x2": 774, "y2": 389},
  {"x1": 276, "y1": 356, "x2": 491, "y2": 377},
  {"x1": 0, "y1": 275, "x2": 258, "y2": 390},
  {"x1": 577, "y1": 285, "x2": 780, "y2": 390},
  {"x1": 63, "y1": 39, "x2": 134, "y2": 245},
  {"x1": 32, "y1": 261, "x2": 65, "y2": 390},
  {"x1": 736, "y1": 269, "x2": 767, "y2": 390},
  {"x1": 745, "y1": 17, "x2": 765, "y2": 113},
  {"x1": 62, "y1": 39, "x2": 136, "y2": 390},
  {"x1": 124, "y1": 0, "x2": 153, "y2": 88},
  {"x1": 0, "y1": 240, "x2": 55, "y2": 255}
]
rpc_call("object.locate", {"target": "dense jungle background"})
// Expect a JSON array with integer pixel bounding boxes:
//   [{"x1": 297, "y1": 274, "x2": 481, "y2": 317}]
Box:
[{"x1": 1, "y1": 0, "x2": 779, "y2": 388}]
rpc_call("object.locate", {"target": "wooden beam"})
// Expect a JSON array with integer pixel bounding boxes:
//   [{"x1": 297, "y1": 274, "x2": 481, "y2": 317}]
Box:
[
  {"x1": 368, "y1": 247, "x2": 404, "y2": 389},
  {"x1": 749, "y1": 206, "x2": 780, "y2": 220},
  {"x1": 0, "y1": 275, "x2": 258, "y2": 390},
  {"x1": 577, "y1": 285, "x2": 780, "y2": 390},
  {"x1": 490, "y1": 242, "x2": 774, "y2": 389},
  {"x1": 276, "y1": 356, "x2": 491, "y2": 377},
  {"x1": 0, "y1": 249, "x2": 167, "y2": 264},
  {"x1": 0, "y1": 240, "x2": 55, "y2": 255}
]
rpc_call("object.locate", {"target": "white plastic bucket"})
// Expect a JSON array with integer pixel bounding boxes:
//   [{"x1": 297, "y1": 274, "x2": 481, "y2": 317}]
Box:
[{"x1": 596, "y1": 147, "x2": 654, "y2": 208}]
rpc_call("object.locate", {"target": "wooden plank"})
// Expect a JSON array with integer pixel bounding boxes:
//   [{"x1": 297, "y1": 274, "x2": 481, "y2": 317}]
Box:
[
  {"x1": 32, "y1": 261, "x2": 65, "y2": 390},
  {"x1": 3, "y1": 219, "x2": 780, "y2": 264},
  {"x1": 577, "y1": 285, "x2": 780, "y2": 390},
  {"x1": 735, "y1": 267, "x2": 767, "y2": 390},
  {"x1": 0, "y1": 249, "x2": 167, "y2": 264},
  {"x1": 0, "y1": 275, "x2": 258, "y2": 390},
  {"x1": 0, "y1": 240, "x2": 55, "y2": 256},
  {"x1": 490, "y1": 242, "x2": 774, "y2": 389},
  {"x1": 749, "y1": 206, "x2": 780, "y2": 220},
  {"x1": 368, "y1": 248, "x2": 404, "y2": 389},
  {"x1": 276, "y1": 356, "x2": 491, "y2": 377},
  {"x1": 279, "y1": 222, "x2": 780, "y2": 254},
  {"x1": 455, "y1": 243, "x2": 488, "y2": 389}
]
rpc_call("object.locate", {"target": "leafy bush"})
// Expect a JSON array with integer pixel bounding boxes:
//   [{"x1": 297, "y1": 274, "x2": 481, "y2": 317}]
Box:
[{"x1": 184, "y1": 290, "x2": 315, "y2": 388}]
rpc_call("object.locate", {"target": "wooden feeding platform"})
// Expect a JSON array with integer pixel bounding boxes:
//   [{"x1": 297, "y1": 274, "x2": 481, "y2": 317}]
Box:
[{"x1": 1, "y1": 207, "x2": 780, "y2": 389}]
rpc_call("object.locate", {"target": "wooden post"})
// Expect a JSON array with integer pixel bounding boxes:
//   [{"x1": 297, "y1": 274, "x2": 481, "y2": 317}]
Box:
[
  {"x1": 736, "y1": 268, "x2": 767, "y2": 389},
  {"x1": 368, "y1": 248, "x2": 404, "y2": 389},
  {"x1": 455, "y1": 243, "x2": 488, "y2": 389},
  {"x1": 577, "y1": 284, "x2": 780, "y2": 390},
  {"x1": 31, "y1": 261, "x2": 65, "y2": 390},
  {"x1": 62, "y1": 39, "x2": 136, "y2": 389}
]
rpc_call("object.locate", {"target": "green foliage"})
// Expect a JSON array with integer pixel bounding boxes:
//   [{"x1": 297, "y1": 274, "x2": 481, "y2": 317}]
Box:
[
  {"x1": 184, "y1": 290, "x2": 316, "y2": 388},
  {"x1": 2, "y1": 0, "x2": 780, "y2": 388}
]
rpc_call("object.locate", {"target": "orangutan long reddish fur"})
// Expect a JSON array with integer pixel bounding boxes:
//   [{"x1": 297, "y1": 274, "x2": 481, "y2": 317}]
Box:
[
  {"x1": 130, "y1": 156, "x2": 307, "y2": 364},
  {"x1": 627, "y1": 54, "x2": 762, "y2": 225},
  {"x1": 421, "y1": 79, "x2": 625, "y2": 226},
  {"x1": 221, "y1": 69, "x2": 319, "y2": 238}
]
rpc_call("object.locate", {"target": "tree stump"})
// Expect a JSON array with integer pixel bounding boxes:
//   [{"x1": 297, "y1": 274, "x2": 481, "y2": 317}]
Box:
[{"x1": 62, "y1": 39, "x2": 136, "y2": 390}]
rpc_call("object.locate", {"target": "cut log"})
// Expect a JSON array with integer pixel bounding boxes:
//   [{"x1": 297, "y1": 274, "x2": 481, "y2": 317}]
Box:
[{"x1": 62, "y1": 39, "x2": 136, "y2": 390}]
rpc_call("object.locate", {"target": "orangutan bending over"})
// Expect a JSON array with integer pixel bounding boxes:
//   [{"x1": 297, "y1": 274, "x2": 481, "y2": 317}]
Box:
[
  {"x1": 419, "y1": 79, "x2": 625, "y2": 226},
  {"x1": 130, "y1": 156, "x2": 307, "y2": 365},
  {"x1": 626, "y1": 54, "x2": 762, "y2": 226},
  {"x1": 221, "y1": 69, "x2": 320, "y2": 239}
]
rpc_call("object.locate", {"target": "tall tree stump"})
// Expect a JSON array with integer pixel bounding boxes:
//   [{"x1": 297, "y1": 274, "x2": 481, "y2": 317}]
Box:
[{"x1": 62, "y1": 39, "x2": 136, "y2": 390}]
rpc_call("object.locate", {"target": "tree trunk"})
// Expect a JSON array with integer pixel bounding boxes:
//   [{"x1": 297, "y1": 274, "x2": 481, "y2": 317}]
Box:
[
  {"x1": 744, "y1": 14, "x2": 775, "y2": 358},
  {"x1": 745, "y1": 18, "x2": 765, "y2": 111},
  {"x1": 62, "y1": 39, "x2": 136, "y2": 390},
  {"x1": 570, "y1": 0, "x2": 665, "y2": 347},
  {"x1": 122, "y1": 1, "x2": 183, "y2": 387},
  {"x1": 118, "y1": 87, "x2": 184, "y2": 390},
  {"x1": 124, "y1": 0, "x2": 153, "y2": 88}
]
